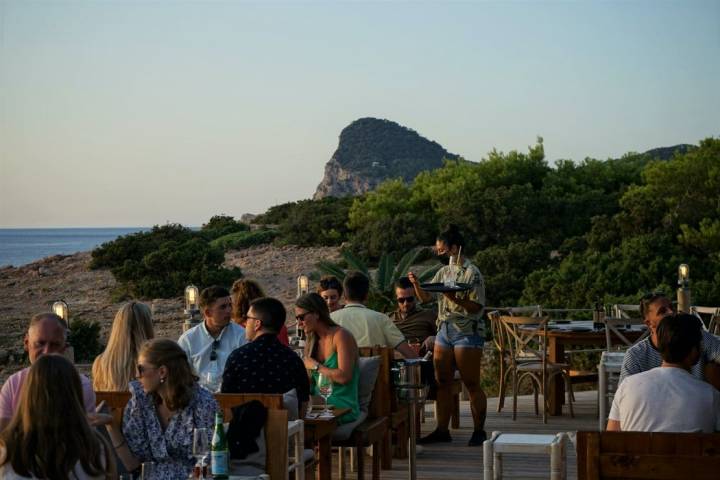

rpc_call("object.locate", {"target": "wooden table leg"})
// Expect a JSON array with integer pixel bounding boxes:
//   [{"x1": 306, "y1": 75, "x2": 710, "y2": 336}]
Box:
[
  {"x1": 317, "y1": 436, "x2": 332, "y2": 480},
  {"x1": 548, "y1": 338, "x2": 565, "y2": 416}
]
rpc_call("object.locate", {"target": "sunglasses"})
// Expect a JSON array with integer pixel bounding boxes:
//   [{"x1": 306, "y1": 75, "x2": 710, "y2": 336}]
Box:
[
  {"x1": 397, "y1": 296, "x2": 415, "y2": 304},
  {"x1": 209, "y1": 339, "x2": 220, "y2": 362},
  {"x1": 135, "y1": 364, "x2": 157, "y2": 377},
  {"x1": 296, "y1": 312, "x2": 312, "y2": 322}
]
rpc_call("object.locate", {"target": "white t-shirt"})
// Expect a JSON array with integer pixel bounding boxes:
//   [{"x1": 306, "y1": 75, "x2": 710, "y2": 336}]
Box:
[{"x1": 609, "y1": 366, "x2": 720, "y2": 433}]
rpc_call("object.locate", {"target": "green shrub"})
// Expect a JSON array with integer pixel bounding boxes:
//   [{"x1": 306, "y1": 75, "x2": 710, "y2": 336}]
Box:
[
  {"x1": 68, "y1": 318, "x2": 102, "y2": 363},
  {"x1": 91, "y1": 221, "x2": 243, "y2": 299},
  {"x1": 199, "y1": 215, "x2": 249, "y2": 241},
  {"x1": 210, "y1": 229, "x2": 279, "y2": 251}
]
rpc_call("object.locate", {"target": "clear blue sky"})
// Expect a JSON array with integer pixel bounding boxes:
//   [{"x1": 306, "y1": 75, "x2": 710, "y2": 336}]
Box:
[{"x1": 1, "y1": 0, "x2": 718, "y2": 227}]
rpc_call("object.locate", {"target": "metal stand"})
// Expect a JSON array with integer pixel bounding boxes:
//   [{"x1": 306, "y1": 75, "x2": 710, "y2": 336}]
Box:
[{"x1": 398, "y1": 386, "x2": 427, "y2": 480}]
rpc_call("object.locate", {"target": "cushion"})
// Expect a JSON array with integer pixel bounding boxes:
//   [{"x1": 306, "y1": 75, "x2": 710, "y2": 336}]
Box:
[
  {"x1": 357, "y1": 356, "x2": 381, "y2": 414},
  {"x1": 283, "y1": 388, "x2": 299, "y2": 420},
  {"x1": 332, "y1": 410, "x2": 368, "y2": 441}
]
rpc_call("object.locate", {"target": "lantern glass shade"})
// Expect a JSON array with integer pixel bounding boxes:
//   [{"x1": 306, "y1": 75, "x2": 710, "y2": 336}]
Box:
[
  {"x1": 297, "y1": 275, "x2": 310, "y2": 297},
  {"x1": 185, "y1": 285, "x2": 199, "y2": 311},
  {"x1": 678, "y1": 264, "x2": 690, "y2": 285},
  {"x1": 52, "y1": 300, "x2": 69, "y2": 321}
]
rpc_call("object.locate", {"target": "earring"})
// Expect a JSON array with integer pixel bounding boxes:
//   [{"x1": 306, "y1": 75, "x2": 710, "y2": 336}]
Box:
[{"x1": 160, "y1": 377, "x2": 165, "y2": 384}]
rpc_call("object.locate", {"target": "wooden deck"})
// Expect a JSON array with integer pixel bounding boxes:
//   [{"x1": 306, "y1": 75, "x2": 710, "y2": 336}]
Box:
[{"x1": 334, "y1": 390, "x2": 598, "y2": 480}]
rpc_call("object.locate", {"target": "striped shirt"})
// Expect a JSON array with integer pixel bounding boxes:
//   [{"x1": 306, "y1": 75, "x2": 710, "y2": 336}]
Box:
[{"x1": 619, "y1": 330, "x2": 720, "y2": 385}]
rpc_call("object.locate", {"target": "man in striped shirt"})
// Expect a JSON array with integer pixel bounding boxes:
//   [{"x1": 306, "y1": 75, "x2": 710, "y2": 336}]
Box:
[{"x1": 619, "y1": 292, "x2": 720, "y2": 388}]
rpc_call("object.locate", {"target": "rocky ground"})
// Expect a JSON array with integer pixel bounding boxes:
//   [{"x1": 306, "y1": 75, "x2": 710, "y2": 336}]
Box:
[{"x1": 0, "y1": 244, "x2": 341, "y2": 380}]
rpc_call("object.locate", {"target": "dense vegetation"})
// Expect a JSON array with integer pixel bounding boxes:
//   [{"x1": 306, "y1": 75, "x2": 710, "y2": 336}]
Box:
[
  {"x1": 253, "y1": 197, "x2": 354, "y2": 246},
  {"x1": 90, "y1": 216, "x2": 244, "y2": 299},
  {"x1": 255, "y1": 137, "x2": 719, "y2": 308}
]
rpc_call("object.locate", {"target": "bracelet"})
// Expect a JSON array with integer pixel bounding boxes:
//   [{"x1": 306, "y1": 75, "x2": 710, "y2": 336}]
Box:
[{"x1": 113, "y1": 439, "x2": 127, "y2": 449}]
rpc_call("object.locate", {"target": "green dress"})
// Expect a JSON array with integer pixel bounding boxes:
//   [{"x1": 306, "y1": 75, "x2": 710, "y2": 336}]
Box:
[{"x1": 311, "y1": 351, "x2": 360, "y2": 424}]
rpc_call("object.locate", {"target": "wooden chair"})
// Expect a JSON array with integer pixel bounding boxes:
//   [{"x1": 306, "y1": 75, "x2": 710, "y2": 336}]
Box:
[
  {"x1": 333, "y1": 347, "x2": 389, "y2": 480},
  {"x1": 215, "y1": 393, "x2": 290, "y2": 480},
  {"x1": 498, "y1": 315, "x2": 575, "y2": 423},
  {"x1": 692, "y1": 306, "x2": 720, "y2": 334},
  {"x1": 577, "y1": 431, "x2": 720, "y2": 480},
  {"x1": 603, "y1": 316, "x2": 648, "y2": 351},
  {"x1": 94, "y1": 391, "x2": 131, "y2": 427}
]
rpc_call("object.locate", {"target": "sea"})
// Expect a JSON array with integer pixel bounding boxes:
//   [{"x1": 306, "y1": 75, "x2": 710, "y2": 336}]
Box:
[{"x1": 0, "y1": 228, "x2": 151, "y2": 267}]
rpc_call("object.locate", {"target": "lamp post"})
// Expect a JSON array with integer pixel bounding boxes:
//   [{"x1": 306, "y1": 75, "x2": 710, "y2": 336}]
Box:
[
  {"x1": 183, "y1": 284, "x2": 201, "y2": 332},
  {"x1": 52, "y1": 300, "x2": 69, "y2": 324},
  {"x1": 296, "y1": 274, "x2": 309, "y2": 298},
  {"x1": 52, "y1": 300, "x2": 74, "y2": 363},
  {"x1": 677, "y1": 264, "x2": 691, "y2": 313}
]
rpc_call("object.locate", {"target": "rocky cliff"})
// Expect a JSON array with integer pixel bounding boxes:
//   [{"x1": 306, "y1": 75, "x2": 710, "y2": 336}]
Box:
[{"x1": 313, "y1": 117, "x2": 458, "y2": 199}]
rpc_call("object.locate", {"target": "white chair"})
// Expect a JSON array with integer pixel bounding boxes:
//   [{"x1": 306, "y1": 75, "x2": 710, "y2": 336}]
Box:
[
  {"x1": 483, "y1": 431, "x2": 568, "y2": 480},
  {"x1": 287, "y1": 419, "x2": 306, "y2": 480},
  {"x1": 598, "y1": 351, "x2": 625, "y2": 431}
]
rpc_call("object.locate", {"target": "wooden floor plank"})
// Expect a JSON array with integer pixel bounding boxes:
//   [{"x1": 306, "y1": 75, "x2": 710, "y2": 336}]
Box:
[{"x1": 332, "y1": 390, "x2": 599, "y2": 480}]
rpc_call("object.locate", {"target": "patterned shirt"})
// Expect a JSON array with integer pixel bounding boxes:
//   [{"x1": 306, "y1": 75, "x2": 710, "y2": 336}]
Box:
[
  {"x1": 123, "y1": 380, "x2": 217, "y2": 480},
  {"x1": 221, "y1": 334, "x2": 310, "y2": 412},
  {"x1": 431, "y1": 258, "x2": 486, "y2": 336},
  {"x1": 619, "y1": 330, "x2": 720, "y2": 385}
]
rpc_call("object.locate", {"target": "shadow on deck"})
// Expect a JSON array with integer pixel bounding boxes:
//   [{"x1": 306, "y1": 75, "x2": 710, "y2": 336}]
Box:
[{"x1": 338, "y1": 390, "x2": 598, "y2": 480}]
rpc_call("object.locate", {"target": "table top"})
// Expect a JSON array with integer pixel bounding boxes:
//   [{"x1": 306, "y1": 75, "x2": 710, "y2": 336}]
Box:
[{"x1": 304, "y1": 407, "x2": 351, "y2": 423}]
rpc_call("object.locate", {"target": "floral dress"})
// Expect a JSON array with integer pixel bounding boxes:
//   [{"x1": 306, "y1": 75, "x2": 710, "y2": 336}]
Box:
[{"x1": 123, "y1": 380, "x2": 217, "y2": 480}]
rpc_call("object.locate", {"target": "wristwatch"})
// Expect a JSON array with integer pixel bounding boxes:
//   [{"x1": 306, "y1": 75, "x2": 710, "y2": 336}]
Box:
[{"x1": 312, "y1": 362, "x2": 320, "y2": 371}]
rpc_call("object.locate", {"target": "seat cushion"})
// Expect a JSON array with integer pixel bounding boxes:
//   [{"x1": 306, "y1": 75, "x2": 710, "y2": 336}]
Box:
[
  {"x1": 283, "y1": 388, "x2": 299, "y2": 420},
  {"x1": 357, "y1": 356, "x2": 381, "y2": 414},
  {"x1": 332, "y1": 411, "x2": 368, "y2": 441}
]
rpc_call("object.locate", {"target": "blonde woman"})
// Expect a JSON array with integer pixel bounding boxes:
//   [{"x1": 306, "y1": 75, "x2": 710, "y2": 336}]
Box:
[{"x1": 92, "y1": 301, "x2": 154, "y2": 391}]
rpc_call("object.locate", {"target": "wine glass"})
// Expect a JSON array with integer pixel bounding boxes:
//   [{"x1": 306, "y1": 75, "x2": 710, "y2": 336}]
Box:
[
  {"x1": 193, "y1": 428, "x2": 209, "y2": 479},
  {"x1": 203, "y1": 371, "x2": 221, "y2": 393},
  {"x1": 140, "y1": 462, "x2": 155, "y2": 480},
  {"x1": 317, "y1": 373, "x2": 333, "y2": 417}
]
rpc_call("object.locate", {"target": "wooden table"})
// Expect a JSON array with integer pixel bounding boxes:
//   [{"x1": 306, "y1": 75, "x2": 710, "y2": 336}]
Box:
[
  {"x1": 545, "y1": 323, "x2": 645, "y2": 415},
  {"x1": 304, "y1": 407, "x2": 350, "y2": 480}
]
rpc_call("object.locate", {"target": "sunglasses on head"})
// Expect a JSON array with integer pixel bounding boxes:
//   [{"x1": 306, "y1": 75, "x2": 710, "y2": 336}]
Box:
[
  {"x1": 397, "y1": 296, "x2": 415, "y2": 304},
  {"x1": 209, "y1": 339, "x2": 220, "y2": 362}
]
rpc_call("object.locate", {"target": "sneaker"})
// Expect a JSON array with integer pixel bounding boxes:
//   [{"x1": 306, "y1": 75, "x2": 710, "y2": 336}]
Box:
[
  {"x1": 468, "y1": 429, "x2": 487, "y2": 446},
  {"x1": 418, "y1": 429, "x2": 452, "y2": 444}
]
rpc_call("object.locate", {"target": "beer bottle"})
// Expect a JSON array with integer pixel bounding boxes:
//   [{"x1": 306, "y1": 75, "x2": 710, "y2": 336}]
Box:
[{"x1": 211, "y1": 410, "x2": 229, "y2": 479}]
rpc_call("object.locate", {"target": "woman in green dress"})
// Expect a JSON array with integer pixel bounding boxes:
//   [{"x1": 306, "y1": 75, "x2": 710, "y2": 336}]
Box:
[{"x1": 295, "y1": 293, "x2": 360, "y2": 424}]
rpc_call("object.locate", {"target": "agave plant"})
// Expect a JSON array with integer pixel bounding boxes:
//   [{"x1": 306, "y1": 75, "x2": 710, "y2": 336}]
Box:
[{"x1": 316, "y1": 247, "x2": 442, "y2": 312}]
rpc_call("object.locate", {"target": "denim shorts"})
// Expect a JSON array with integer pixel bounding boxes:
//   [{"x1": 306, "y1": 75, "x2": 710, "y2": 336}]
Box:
[{"x1": 435, "y1": 321, "x2": 485, "y2": 349}]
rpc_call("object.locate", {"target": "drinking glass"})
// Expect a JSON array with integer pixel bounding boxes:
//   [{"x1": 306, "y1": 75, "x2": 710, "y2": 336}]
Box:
[
  {"x1": 192, "y1": 428, "x2": 209, "y2": 478},
  {"x1": 305, "y1": 395, "x2": 313, "y2": 418},
  {"x1": 140, "y1": 462, "x2": 155, "y2": 480},
  {"x1": 203, "y1": 371, "x2": 221, "y2": 393},
  {"x1": 317, "y1": 373, "x2": 333, "y2": 417}
]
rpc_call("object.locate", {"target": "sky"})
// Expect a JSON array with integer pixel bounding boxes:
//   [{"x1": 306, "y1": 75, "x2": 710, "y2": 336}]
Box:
[{"x1": 1, "y1": 0, "x2": 718, "y2": 228}]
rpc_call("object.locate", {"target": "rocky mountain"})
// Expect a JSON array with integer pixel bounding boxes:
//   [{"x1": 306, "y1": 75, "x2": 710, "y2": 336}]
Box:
[{"x1": 313, "y1": 117, "x2": 458, "y2": 199}]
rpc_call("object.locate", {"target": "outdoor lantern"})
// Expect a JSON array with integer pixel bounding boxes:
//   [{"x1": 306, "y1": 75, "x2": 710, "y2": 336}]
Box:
[
  {"x1": 183, "y1": 285, "x2": 201, "y2": 333},
  {"x1": 678, "y1": 264, "x2": 690, "y2": 287},
  {"x1": 677, "y1": 263, "x2": 691, "y2": 313},
  {"x1": 297, "y1": 274, "x2": 310, "y2": 297},
  {"x1": 52, "y1": 300, "x2": 69, "y2": 323},
  {"x1": 185, "y1": 284, "x2": 199, "y2": 312}
]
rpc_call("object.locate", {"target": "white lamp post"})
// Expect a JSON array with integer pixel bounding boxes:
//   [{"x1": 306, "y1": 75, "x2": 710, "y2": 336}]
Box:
[
  {"x1": 297, "y1": 274, "x2": 309, "y2": 298},
  {"x1": 52, "y1": 300, "x2": 69, "y2": 324},
  {"x1": 183, "y1": 284, "x2": 201, "y2": 332},
  {"x1": 677, "y1": 264, "x2": 691, "y2": 313}
]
